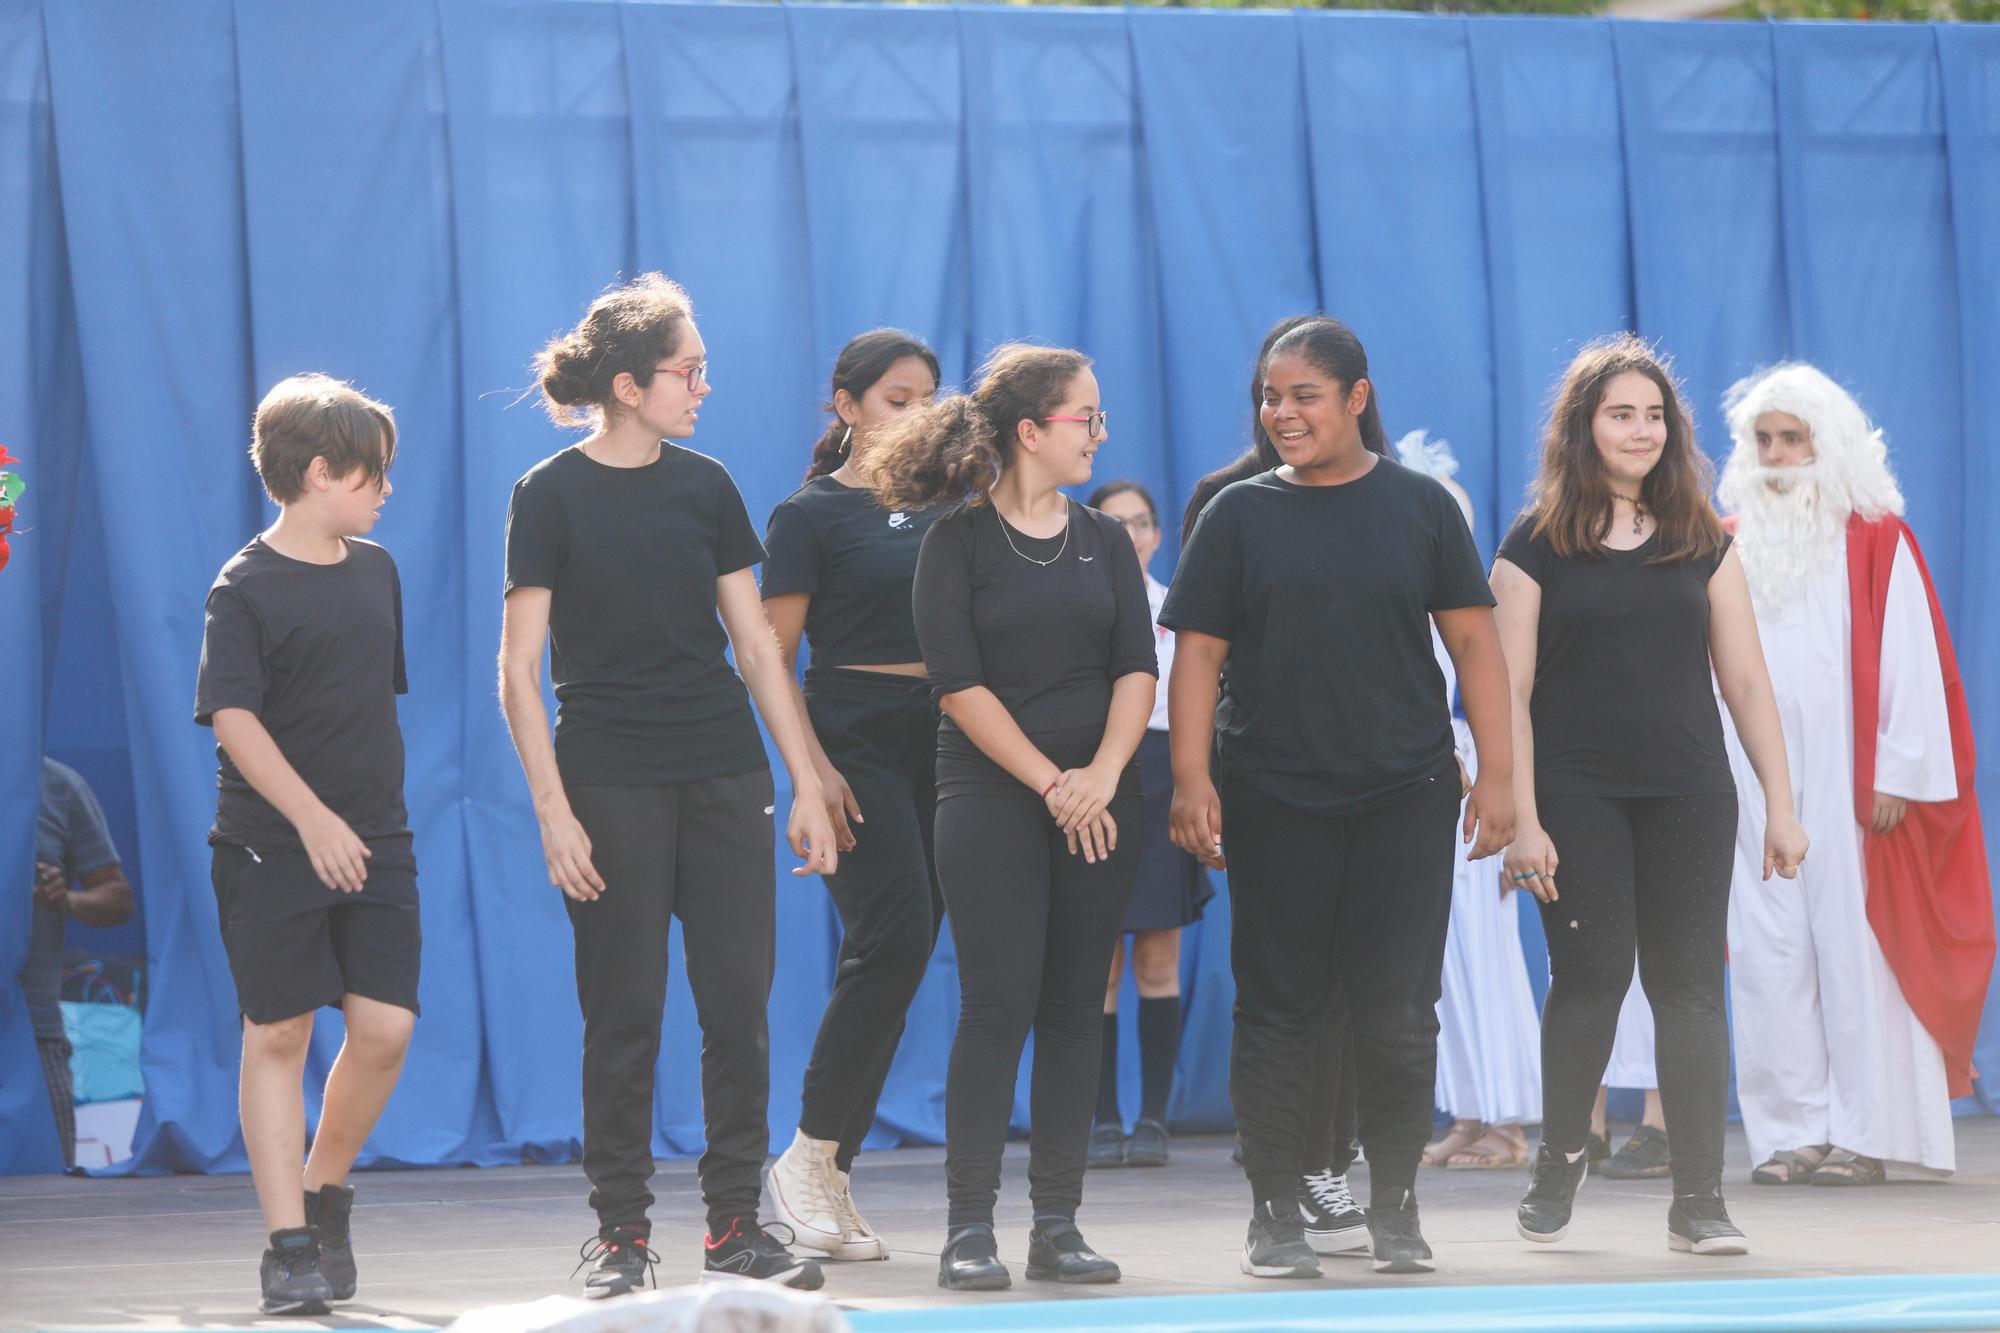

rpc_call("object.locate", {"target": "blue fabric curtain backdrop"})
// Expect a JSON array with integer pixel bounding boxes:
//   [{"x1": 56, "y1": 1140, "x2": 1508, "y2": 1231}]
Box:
[{"x1": 1, "y1": 0, "x2": 1994, "y2": 1176}]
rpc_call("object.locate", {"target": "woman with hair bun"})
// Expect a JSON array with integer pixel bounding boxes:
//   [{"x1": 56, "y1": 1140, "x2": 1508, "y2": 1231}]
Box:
[
  {"x1": 759, "y1": 329, "x2": 945, "y2": 1263},
  {"x1": 498, "y1": 273, "x2": 837, "y2": 1297},
  {"x1": 863, "y1": 344, "x2": 1157, "y2": 1291}
]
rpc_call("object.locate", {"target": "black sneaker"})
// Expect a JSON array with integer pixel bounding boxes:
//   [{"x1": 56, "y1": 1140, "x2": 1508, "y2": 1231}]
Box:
[
  {"x1": 1602, "y1": 1124, "x2": 1672, "y2": 1180},
  {"x1": 1124, "y1": 1117, "x2": 1171, "y2": 1168},
  {"x1": 1241, "y1": 1200, "x2": 1322, "y2": 1279},
  {"x1": 574, "y1": 1226, "x2": 658, "y2": 1300},
  {"x1": 260, "y1": 1227, "x2": 333, "y2": 1316},
  {"x1": 1087, "y1": 1123, "x2": 1126, "y2": 1169},
  {"x1": 1025, "y1": 1218, "x2": 1120, "y2": 1283},
  {"x1": 938, "y1": 1223, "x2": 1011, "y2": 1290},
  {"x1": 1517, "y1": 1142, "x2": 1588, "y2": 1244},
  {"x1": 303, "y1": 1184, "x2": 356, "y2": 1300},
  {"x1": 1298, "y1": 1169, "x2": 1370, "y2": 1255},
  {"x1": 1366, "y1": 1189, "x2": 1434, "y2": 1273},
  {"x1": 1586, "y1": 1131, "x2": 1611, "y2": 1163},
  {"x1": 1668, "y1": 1188, "x2": 1749, "y2": 1256},
  {"x1": 702, "y1": 1217, "x2": 824, "y2": 1290}
]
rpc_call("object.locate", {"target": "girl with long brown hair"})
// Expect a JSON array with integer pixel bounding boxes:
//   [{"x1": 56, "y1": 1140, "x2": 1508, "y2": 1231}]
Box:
[{"x1": 1493, "y1": 333, "x2": 1808, "y2": 1257}]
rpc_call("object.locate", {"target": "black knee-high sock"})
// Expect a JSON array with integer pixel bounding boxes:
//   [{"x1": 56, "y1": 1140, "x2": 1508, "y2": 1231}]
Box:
[
  {"x1": 1095, "y1": 1012, "x2": 1121, "y2": 1127},
  {"x1": 1137, "y1": 995, "x2": 1180, "y2": 1123}
]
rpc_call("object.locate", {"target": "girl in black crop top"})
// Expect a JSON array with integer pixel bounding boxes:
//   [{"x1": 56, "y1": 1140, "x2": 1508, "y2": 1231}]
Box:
[
  {"x1": 1491, "y1": 333, "x2": 1807, "y2": 1258},
  {"x1": 862, "y1": 343, "x2": 1157, "y2": 1291},
  {"x1": 759, "y1": 330, "x2": 946, "y2": 1262}
]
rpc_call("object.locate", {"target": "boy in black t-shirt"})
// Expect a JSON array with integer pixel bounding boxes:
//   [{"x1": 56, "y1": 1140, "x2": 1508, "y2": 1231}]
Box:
[{"x1": 195, "y1": 374, "x2": 418, "y2": 1316}]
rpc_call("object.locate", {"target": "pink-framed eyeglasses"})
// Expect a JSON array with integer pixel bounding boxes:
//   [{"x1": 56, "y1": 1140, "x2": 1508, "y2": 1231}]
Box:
[
  {"x1": 649, "y1": 361, "x2": 708, "y2": 393},
  {"x1": 1042, "y1": 410, "x2": 1107, "y2": 441}
]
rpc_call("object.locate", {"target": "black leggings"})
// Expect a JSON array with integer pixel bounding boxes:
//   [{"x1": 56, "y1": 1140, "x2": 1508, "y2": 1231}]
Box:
[
  {"x1": 1536, "y1": 792, "x2": 1737, "y2": 1194},
  {"x1": 565, "y1": 771, "x2": 776, "y2": 1235},
  {"x1": 795, "y1": 669, "x2": 944, "y2": 1172},
  {"x1": 1223, "y1": 772, "x2": 1459, "y2": 1210},
  {"x1": 936, "y1": 790, "x2": 1141, "y2": 1229}
]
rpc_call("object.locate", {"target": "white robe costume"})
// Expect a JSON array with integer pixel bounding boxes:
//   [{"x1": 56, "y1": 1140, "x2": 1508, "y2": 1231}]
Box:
[
  {"x1": 1723, "y1": 530, "x2": 1958, "y2": 1174},
  {"x1": 1431, "y1": 631, "x2": 1543, "y2": 1124}
]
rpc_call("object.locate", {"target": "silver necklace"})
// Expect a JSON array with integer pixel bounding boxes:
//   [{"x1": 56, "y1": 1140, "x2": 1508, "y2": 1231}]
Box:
[{"x1": 996, "y1": 504, "x2": 1069, "y2": 567}]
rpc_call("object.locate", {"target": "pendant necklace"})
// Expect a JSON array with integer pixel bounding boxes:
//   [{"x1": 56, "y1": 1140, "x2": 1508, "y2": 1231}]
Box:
[
  {"x1": 1611, "y1": 489, "x2": 1648, "y2": 535},
  {"x1": 996, "y1": 504, "x2": 1069, "y2": 567}
]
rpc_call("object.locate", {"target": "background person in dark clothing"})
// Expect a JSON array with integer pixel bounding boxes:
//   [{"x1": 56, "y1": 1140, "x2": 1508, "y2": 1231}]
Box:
[
  {"x1": 24, "y1": 757, "x2": 132, "y2": 1171},
  {"x1": 1492, "y1": 333, "x2": 1807, "y2": 1259},
  {"x1": 1164, "y1": 317, "x2": 1514, "y2": 1281},
  {"x1": 761, "y1": 329, "x2": 945, "y2": 1263},
  {"x1": 1086, "y1": 479, "x2": 1213, "y2": 1173},
  {"x1": 864, "y1": 343, "x2": 1157, "y2": 1292}
]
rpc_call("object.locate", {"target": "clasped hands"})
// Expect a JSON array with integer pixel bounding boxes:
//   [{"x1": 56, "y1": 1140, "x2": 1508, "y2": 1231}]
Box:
[{"x1": 1045, "y1": 764, "x2": 1120, "y2": 864}]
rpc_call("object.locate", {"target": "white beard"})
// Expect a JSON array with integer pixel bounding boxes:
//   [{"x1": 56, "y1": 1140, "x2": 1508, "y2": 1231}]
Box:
[{"x1": 1730, "y1": 463, "x2": 1848, "y2": 616}]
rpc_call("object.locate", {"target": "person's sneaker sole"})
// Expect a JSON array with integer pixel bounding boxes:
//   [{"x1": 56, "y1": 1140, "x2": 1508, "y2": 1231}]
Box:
[
  {"x1": 701, "y1": 1264, "x2": 825, "y2": 1291},
  {"x1": 1669, "y1": 1232, "x2": 1749, "y2": 1256},
  {"x1": 1602, "y1": 1163, "x2": 1672, "y2": 1180},
  {"x1": 1516, "y1": 1217, "x2": 1568, "y2": 1244},
  {"x1": 583, "y1": 1279, "x2": 636, "y2": 1301},
  {"x1": 1304, "y1": 1221, "x2": 1371, "y2": 1255},
  {"x1": 826, "y1": 1238, "x2": 890, "y2": 1261},
  {"x1": 1373, "y1": 1253, "x2": 1436, "y2": 1274},
  {"x1": 259, "y1": 1295, "x2": 330, "y2": 1317},
  {"x1": 1239, "y1": 1246, "x2": 1322, "y2": 1279}
]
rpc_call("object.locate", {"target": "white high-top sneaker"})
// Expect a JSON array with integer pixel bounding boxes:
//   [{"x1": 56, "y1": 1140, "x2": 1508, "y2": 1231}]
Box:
[
  {"x1": 831, "y1": 1168, "x2": 889, "y2": 1261},
  {"x1": 765, "y1": 1131, "x2": 844, "y2": 1257}
]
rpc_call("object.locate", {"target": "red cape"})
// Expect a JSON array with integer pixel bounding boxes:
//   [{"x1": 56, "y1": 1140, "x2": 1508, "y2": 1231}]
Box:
[{"x1": 1848, "y1": 513, "x2": 1995, "y2": 1099}]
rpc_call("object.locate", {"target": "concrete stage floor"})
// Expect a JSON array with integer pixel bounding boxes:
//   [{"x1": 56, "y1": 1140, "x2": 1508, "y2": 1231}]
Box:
[{"x1": 3, "y1": 1120, "x2": 1997, "y2": 1330}]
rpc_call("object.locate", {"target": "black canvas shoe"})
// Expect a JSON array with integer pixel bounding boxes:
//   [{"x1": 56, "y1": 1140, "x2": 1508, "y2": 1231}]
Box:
[
  {"x1": 1025, "y1": 1219, "x2": 1120, "y2": 1283},
  {"x1": 1517, "y1": 1142, "x2": 1589, "y2": 1244},
  {"x1": 1087, "y1": 1123, "x2": 1126, "y2": 1169},
  {"x1": 1366, "y1": 1189, "x2": 1435, "y2": 1273},
  {"x1": 575, "y1": 1226, "x2": 658, "y2": 1300},
  {"x1": 260, "y1": 1227, "x2": 333, "y2": 1316},
  {"x1": 1668, "y1": 1188, "x2": 1749, "y2": 1256},
  {"x1": 1602, "y1": 1124, "x2": 1672, "y2": 1180},
  {"x1": 1298, "y1": 1169, "x2": 1370, "y2": 1255},
  {"x1": 938, "y1": 1223, "x2": 1011, "y2": 1290},
  {"x1": 702, "y1": 1217, "x2": 824, "y2": 1290},
  {"x1": 1124, "y1": 1117, "x2": 1170, "y2": 1168},
  {"x1": 303, "y1": 1184, "x2": 356, "y2": 1300},
  {"x1": 1585, "y1": 1131, "x2": 1611, "y2": 1163},
  {"x1": 1240, "y1": 1200, "x2": 1322, "y2": 1279}
]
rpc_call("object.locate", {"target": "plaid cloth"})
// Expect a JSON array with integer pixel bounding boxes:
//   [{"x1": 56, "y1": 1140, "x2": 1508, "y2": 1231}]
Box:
[{"x1": 37, "y1": 1036, "x2": 75, "y2": 1170}]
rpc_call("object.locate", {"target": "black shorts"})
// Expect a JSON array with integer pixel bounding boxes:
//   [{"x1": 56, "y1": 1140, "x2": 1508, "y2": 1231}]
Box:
[{"x1": 209, "y1": 838, "x2": 422, "y2": 1025}]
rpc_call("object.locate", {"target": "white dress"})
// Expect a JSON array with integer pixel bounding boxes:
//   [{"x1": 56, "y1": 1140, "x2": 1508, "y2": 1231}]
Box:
[
  {"x1": 1723, "y1": 531, "x2": 1958, "y2": 1174},
  {"x1": 1430, "y1": 631, "x2": 1544, "y2": 1125}
]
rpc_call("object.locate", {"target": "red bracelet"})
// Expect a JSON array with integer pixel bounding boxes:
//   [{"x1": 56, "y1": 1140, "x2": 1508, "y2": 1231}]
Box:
[{"x1": 1041, "y1": 780, "x2": 1059, "y2": 800}]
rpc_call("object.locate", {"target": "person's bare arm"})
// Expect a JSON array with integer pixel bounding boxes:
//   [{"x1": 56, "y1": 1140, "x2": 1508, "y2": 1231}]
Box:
[
  {"x1": 1489, "y1": 558, "x2": 1557, "y2": 901},
  {"x1": 498, "y1": 586, "x2": 604, "y2": 901},
  {"x1": 764, "y1": 591, "x2": 860, "y2": 850},
  {"x1": 1166, "y1": 630, "x2": 1228, "y2": 869},
  {"x1": 212, "y1": 708, "x2": 372, "y2": 893},
  {"x1": 717, "y1": 569, "x2": 837, "y2": 876},
  {"x1": 1434, "y1": 605, "x2": 1515, "y2": 859},
  {"x1": 34, "y1": 862, "x2": 133, "y2": 927}
]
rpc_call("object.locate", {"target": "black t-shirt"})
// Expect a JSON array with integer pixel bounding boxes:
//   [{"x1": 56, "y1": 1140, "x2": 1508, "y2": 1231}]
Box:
[
  {"x1": 195, "y1": 537, "x2": 410, "y2": 849},
  {"x1": 913, "y1": 499, "x2": 1158, "y2": 799},
  {"x1": 1497, "y1": 515, "x2": 1736, "y2": 798},
  {"x1": 760, "y1": 474, "x2": 941, "y2": 667},
  {"x1": 1160, "y1": 460, "x2": 1494, "y2": 814},
  {"x1": 504, "y1": 444, "x2": 769, "y2": 787}
]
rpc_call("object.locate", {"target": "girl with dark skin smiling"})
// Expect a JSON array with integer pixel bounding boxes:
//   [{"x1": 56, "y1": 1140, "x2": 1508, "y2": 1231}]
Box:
[{"x1": 1163, "y1": 317, "x2": 1514, "y2": 1280}]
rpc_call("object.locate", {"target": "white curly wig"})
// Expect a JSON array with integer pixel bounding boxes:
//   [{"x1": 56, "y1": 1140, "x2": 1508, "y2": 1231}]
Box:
[{"x1": 1717, "y1": 363, "x2": 1904, "y2": 612}]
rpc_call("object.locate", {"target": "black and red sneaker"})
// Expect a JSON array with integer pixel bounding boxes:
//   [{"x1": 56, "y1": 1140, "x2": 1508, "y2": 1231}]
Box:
[
  {"x1": 574, "y1": 1226, "x2": 658, "y2": 1300},
  {"x1": 701, "y1": 1217, "x2": 824, "y2": 1290}
]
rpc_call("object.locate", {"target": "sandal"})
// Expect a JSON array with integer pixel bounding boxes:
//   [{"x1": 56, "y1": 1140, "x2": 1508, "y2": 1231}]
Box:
[
  {"x1": 1751, "y1": 1144, "x2": 1830, "y2": 1186},
  {"x1": 1446, "y1": 1123, "x2": 1528, "y2": 1169},
  {"x1": 1422, "y1": 1120, "x2": 1485, "y2": 1168},
  {"x1": 1809, "y1": 1149, "x2": 1885, "y2": 1187}
]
